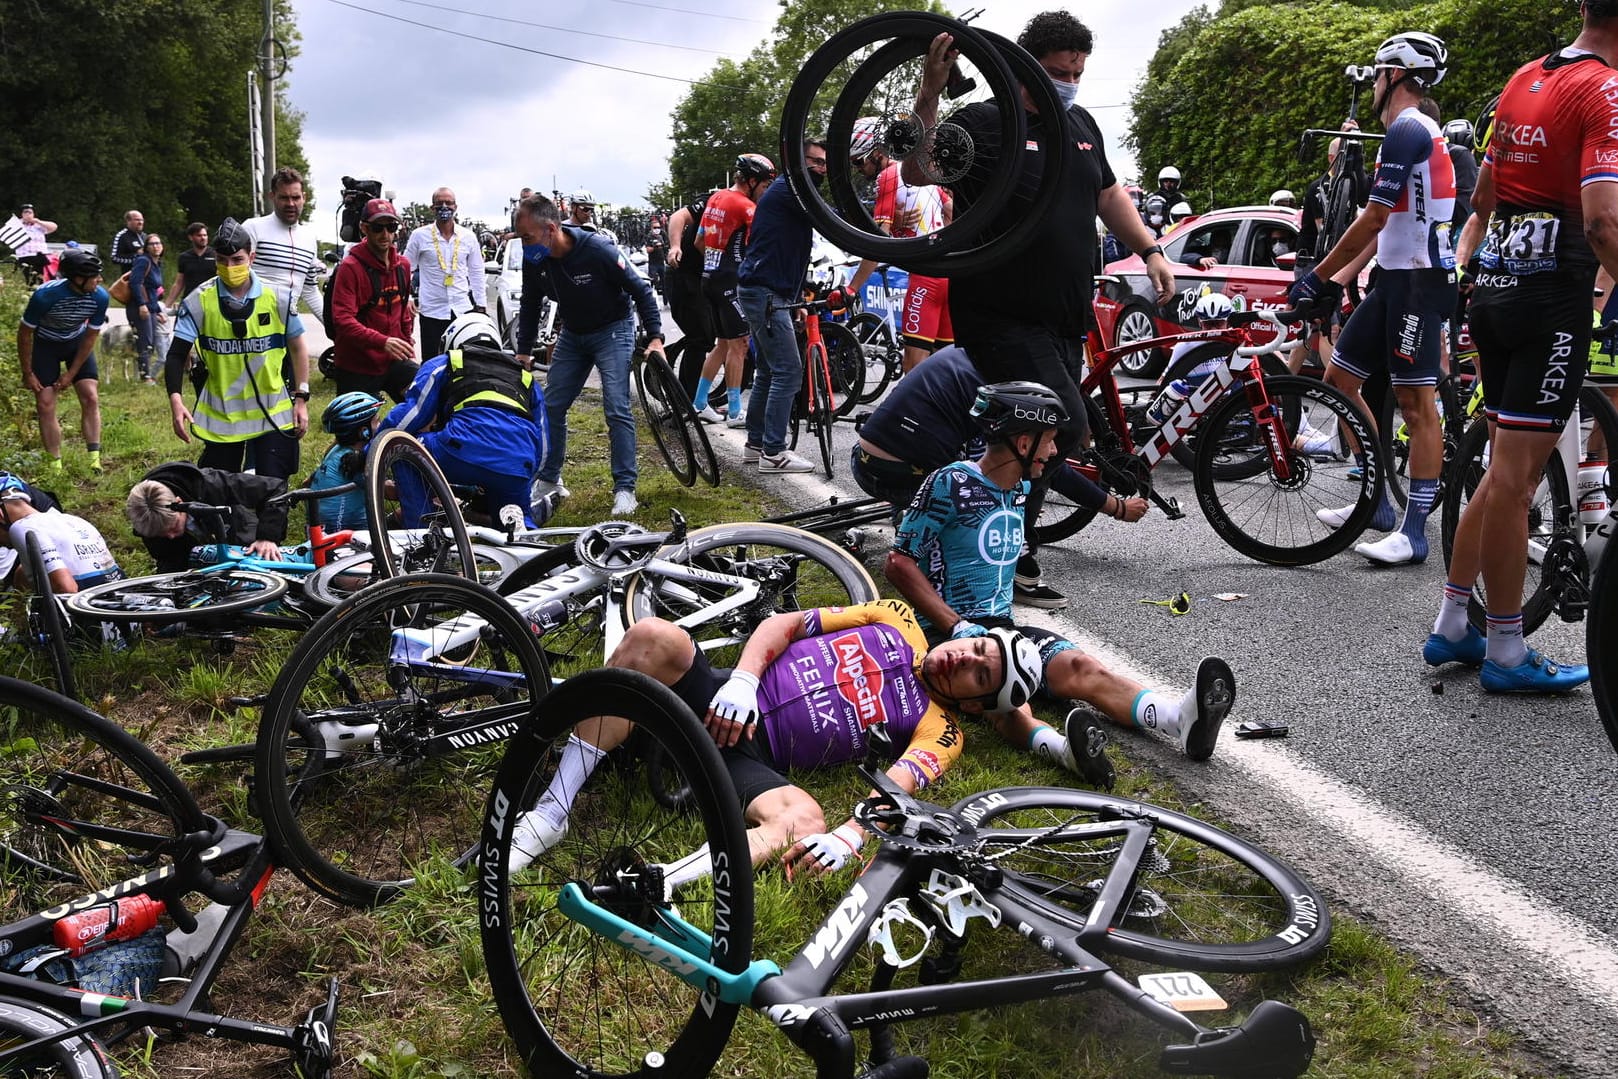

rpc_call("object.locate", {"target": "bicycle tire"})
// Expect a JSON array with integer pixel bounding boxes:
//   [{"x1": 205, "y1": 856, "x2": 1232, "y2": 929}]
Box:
[
  {"x1": 0, "y1": 998, "x2": 118, "y2": 1078},
  {"x1": 364, "y1": 428, "x2": 476, "y2": 581},
  {"x1": 1439, "y1": 417, "x2": 1574, "y2": 636},
  {"x1": 301, "y1": 544, "x2": 524, "y2": 609},
  {"x1": 634, "y1": 351, "x2": 698, "y2": 487},
  {"x1": 651, "y1": 349, "x2": 720, "y2": 486},
  {"x1": 255, "y1": 574, "x2": 551, "y2": 906},
  {"x1": 65, "y1": 568, "x2": 289, "y2": 625},
  {"x1": 1376, "y1": 375, "x2": 1467, "y2": 510},
  {"x1": 0, "y1": 677, "x2": 210, "y2": 914},
  {"x1": 1194, "y1": 375, "x2": 1384, "y2": 566},
  {"x1": 1590, "y1": 530, "x2": 1618, "y2": 751},
  {"x1": 1160, "y1": 344, "x2": 1294, "y2": 476},
  {"x1": 954, "y1": 786, "x2": 1330, "y2": 972},
  {"x1": 820, "y1": 321, "x2": 865, "y2": 419},
  {"x1": 623, "y1": 522, "x2": 879, "y2": 668},
  {"x1": 849, "y1": 311, "x2": 899, "y2": 403},
  {"x1": 1318, "y1": 150, "x2": 1364, "y2": 263},
  {"x1": 24, "y1": 531, "x2": 76, "y2": 701},
  {"x1": 807, "y1": 342, "x2": 836, "y2": 479},
  {"x1": 479, "y1": 669, "x2": 753, "y2": 1079},
  {"x1": 1029, "y1": 396, "x2": 1111, "y2": 546},
  {"x1": 782, "y1": 14, "x2": 1025, "y2": 267}
]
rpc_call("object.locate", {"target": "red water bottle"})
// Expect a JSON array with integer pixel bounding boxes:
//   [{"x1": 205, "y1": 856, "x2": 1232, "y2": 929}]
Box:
[{"x1": 53, "y1": 895, "x2": 165, "y2": 957}]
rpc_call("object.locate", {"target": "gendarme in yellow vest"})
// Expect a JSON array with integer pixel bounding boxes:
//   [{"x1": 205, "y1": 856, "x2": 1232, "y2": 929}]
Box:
[{"x1": 182, "y1": 277, "x2": 294, "y2": 442}]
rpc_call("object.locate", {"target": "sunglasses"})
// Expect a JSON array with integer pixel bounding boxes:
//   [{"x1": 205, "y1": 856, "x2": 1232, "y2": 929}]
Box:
[{"x1": 368, "y1": 221, "x2": 399, "y2": 233}]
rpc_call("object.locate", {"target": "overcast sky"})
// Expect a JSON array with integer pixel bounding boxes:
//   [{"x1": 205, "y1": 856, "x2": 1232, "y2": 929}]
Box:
[{"x1": 284, "y1": 0, "x2": 1209, "y2": 241}]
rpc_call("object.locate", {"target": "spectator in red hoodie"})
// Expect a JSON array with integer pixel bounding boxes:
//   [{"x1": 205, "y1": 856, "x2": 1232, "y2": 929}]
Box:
[{"x1": 330, "y1": 198, "x2": 417, "y2": 400}]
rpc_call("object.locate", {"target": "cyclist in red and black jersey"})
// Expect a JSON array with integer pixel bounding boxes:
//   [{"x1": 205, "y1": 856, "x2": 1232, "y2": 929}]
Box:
[
  {"x1": 664, "y1": 190, "x2": 716, "y2": 396},
  {"x1": 1429, "y1": 0, "x2": 1618, "y2": 693},
  {"x1": 693, "y1": 153, "x2": 774, "y2": 426}
]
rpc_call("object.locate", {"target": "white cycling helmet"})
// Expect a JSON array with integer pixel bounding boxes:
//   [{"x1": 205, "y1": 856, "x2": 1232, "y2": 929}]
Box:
[
  {"x1": 1194, "y1": 292, "x2": 1234, "y2": 324},
  {"x1": 1269, "y1": 189, "x2": 1297, "y2": 208},
  {"x1": 569, "y1": 189, "x2": 595, "y2": 208},
  {"x1": 1169, "y1": 201, "x2": 1193, "y2": 223},
  {"x1": 986, "y1": 627, "x2": 1043, "y2": 713},
  {"x1": 1158, "y1": 165, "x2": 1181, "y2": 184},
  {"x1": 850, "y1": 116, "x2": 883, "y2": 162},
  {"x1": 444, "y1": 311, "x2": 502, "y2": 351},
  {"x1": 1374, "y1": 31, "x2": 1447, "y2": 86}
]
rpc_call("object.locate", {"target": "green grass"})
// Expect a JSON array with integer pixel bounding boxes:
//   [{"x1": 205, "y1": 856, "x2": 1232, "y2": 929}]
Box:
[{"x1": 0, "y1": 261, "x2": 1560, "y2": 1077}]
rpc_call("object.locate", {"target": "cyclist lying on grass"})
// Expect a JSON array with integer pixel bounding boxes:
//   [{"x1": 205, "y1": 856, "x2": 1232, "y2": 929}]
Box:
[
  {"x1": 884, "y1": 382, "x2": 1236, "y2": 774},
  {"x1": 510, "y1": 598, "x2": 1052, "y2": 881}
]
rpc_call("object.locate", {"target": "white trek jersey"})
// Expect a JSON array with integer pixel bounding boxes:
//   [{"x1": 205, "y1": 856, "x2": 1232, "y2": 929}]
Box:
[{"x1": 1368, "y1": 106, "x2": 1458, "y2": 271}]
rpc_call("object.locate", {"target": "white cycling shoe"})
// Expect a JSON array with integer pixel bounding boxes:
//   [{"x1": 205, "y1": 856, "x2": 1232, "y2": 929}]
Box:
[
  {"x1": 509, "y1": 809, "x2": 568, "y2": 873},
  {"x1": 1354, "y1": 531, "x2": 1426, "y2": 565},
  {"x1": 1314, "y1": 503, "x2": 1356, "y2": 529}
]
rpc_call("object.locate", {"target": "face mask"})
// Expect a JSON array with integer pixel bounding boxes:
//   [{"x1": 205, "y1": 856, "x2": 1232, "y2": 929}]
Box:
[
  {"x1": 218, "y1": 262, "x2": 251, "y2": 288},
  {"x1": 1050, "y1": 78, "x2": 1079, "y2": 109},
  {"x1": 523, "y1": 242, "x2": 550, "y2": 263},
  {"x1": 1272, "y1": 241, "x2": 1292, "y2": 257},
  {"x1": 435, "y1": 204, "x2": 455, "y2": 221}
]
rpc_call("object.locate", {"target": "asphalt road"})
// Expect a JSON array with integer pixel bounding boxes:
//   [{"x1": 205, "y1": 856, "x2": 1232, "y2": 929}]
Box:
[{"x1": 681, "y1": 368, "x2": 1618, "y2": 1078}]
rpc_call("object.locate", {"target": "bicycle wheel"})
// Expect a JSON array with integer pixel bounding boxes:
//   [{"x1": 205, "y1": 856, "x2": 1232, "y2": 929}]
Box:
[
  {"x1": 300, "y1": 544, "x2": 524, "y2": 609},
  {"x1": 1161, "y1": 345, "x2": 1295, "y2": 475},
  {"x1": 849, "y1": 311, "x2": 899, "y2": 403},
  {"x1": 1030, "y1": 397, "x2": 1114, "y2": 547},
  {"x1": 0, "y1": 999, "x2": 118, "y2": 1078},
  {"x1": 364, "y1": 428, "x2": 476, "y2": 581},
  {"x1": 1591, "y1": 532, "x2": 1618, "y2": 751},
  {"x1": 24, "y1": 531, "x2": 76, "y2": 701},
  {"x1": 65, "y1": 568, "x2": 288, "y2": 625},
  {"x1": 806, "y1": 342, "x2": 836, "y2": 479},
  {"x1": 634, "y1": 352, "x2": 698, "y2": 487},
  {"x1": 1194, "y1": 375, "x2": 1384, "y2": 566},
  {"x1": 0, "y1": 677, "x2": 211, "y2": 916},
  {"x1": 255, "y1": 574, "x2": 551, "y2": 906},
  {"x1": 820, "y1": 321, "x2": 865, "y2": 419},
  {"x1": 624, "y1": 522, "x2": 879, "y2": 668},
  {"x1": 479, "y1": 669, "x2": 753, "y2": 1078},
  {"x1": 956, "y1": 786, "x2": 1330, "y2": 972},
  {"x1": 1439, "y1": 417, "x2": 1574, "y2": 636},
  {"x1": 1376, "y1": 374, "x2": 1467, "y2": 510},
  {"x1": 1318, "y1": 153, "x2": 1364, "y2": 265}
]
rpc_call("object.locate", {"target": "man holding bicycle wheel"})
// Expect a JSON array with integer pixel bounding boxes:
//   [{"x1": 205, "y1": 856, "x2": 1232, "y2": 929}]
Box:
[
  {"x1": 1429, "y1": 0, "x2": 1618, "y2": 692},
  {"x1": 907, "y1": 12, "x2": 1174, "y2": 610},
  {"x1": 1289, "y1": 32, "x2": 1457, "y2": 567}
]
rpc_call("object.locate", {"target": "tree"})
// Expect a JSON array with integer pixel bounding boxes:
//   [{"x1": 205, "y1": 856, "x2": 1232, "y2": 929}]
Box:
[
  {"x1": 1128, "y1": 0, "x2": 1581, "y2": 211},
  {"x1": 0, "y1": 0, "x2": 309, "y2": 247}
]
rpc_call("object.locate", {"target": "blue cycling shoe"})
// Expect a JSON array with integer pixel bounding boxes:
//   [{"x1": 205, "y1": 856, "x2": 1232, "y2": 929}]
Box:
[
  {"x1": 1479, "y1": 649, "x2": 1590, "y2": 694},
  {"x1": 1422, "y1": 626, "x2": 1485, "y2": 667}
]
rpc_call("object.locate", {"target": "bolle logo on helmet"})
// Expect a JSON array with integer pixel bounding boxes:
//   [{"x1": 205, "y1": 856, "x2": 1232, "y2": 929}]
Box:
[{"x1": 1011, "y1": 404, "x2": 1059, "y2": 425}]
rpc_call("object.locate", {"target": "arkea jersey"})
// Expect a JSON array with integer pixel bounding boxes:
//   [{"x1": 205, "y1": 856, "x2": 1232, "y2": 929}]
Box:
[
  {"x1": 891, "y1": 461, "x2": 1027, "y2": 626},
  {"x1": 699, "y1": 188, "x2": 755, "y2": 277},
  {"x1": 758, "y1": 599, "x2": 962, "y2": 790},
  {"x1": 1367, "y1": 106, "x2": 1457, "y2": 270},
  {"x1": 873, "y1": 163, "x2": 945, "y2": 238},
  {"x1": 1480, "y1": 49, "x2": 1618, "y2": 276},
  {"x1": 21, "y1": 279, "x2": 109, "y2": 343}
]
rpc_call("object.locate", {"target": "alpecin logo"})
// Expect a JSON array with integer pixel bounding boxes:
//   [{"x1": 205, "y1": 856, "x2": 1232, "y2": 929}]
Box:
[{"x1": 830, "y1": 631, "x2": 885, "y2": 727}]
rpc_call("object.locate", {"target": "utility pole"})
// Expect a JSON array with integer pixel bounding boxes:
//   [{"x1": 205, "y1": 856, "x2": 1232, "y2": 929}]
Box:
[{"x1": 259, "y1": 0, "x2": 278, "y2": 196}]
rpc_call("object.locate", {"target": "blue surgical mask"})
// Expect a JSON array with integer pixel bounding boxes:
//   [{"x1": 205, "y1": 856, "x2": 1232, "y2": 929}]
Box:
[
  {"x1": 1051, "y1": 78, "x2": 1079, "y2": 109},
  {"x1": 522, "y1": 242, "x2": 550, "y2": 263}
]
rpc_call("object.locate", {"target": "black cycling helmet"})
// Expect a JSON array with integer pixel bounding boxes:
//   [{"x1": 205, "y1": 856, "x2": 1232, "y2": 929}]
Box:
[
  {"x1": 735, "y1": 153, "x2": 777, "y2": 182},
  {"x1": 213, "y1": 217, "x2": 253, "y2": 256},
  {"x1": 58, "y1": 248, "x2": 102, "y2": 279},
  {"x1": 971, "y1": 381, "x2": 1069, "y2": 441}
]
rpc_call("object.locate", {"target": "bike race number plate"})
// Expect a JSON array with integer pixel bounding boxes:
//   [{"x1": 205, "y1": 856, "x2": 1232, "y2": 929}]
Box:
[{"x1": 1137, "y1": 972, "x2": 1229, "y2": 1012}]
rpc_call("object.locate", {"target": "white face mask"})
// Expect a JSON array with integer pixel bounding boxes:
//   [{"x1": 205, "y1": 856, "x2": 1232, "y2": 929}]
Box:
[{"x1": 1050, "y1": 78, "x2": 1080, "y2": 109}]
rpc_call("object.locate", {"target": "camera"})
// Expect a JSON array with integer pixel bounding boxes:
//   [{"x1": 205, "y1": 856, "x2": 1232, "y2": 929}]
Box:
[{"x1": 337, "y1": 174, "x2": 384, "y2": 243}]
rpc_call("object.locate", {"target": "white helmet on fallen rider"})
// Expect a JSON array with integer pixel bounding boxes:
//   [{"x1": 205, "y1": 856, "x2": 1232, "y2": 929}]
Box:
[
  {"x1": 986, "y1": 627, "x2": 1043, "y2": 713},
  {"x1": 444, "y1": 311, "x2": 502, "y2": 351}
]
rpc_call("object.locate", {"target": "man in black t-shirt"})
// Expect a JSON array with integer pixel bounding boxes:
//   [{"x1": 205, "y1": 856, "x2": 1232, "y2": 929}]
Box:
[
  {"x1": 172, "y1": 222, "x2": 217, "y2": 300},
  {"x1": 663, "y1": 192, "x2": 717, "y2": 395},
  {"x1": 906, "y1": 11, "x2": 1173, "y2": 609}
]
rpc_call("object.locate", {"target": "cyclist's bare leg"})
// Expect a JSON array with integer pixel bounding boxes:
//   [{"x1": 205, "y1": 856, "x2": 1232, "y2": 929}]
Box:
[
  {"x1": 1323, "y1": 362, "x2": 1373, "y2": 455},
  {"x1": 609, "y1": 616, "x2": 699, "y2": 689},
  {"x1": 75, "y1": 378, "x2": 102, "y2": 449},
  {"x1": 34, "y1": 384, "x2": 62, "y2": 458},
  {"x1": 1591, "y1": 385, "x2": 1618, "y2": 460},
  {"x1": 901, "y1": 342, "x2": 931, "y2": 373},
  {"x1": 1476, "y1": 425, "x2": 1562, "y2": 615},
  {"x1": 1043, "y1": 648, "x2": 1147, "y2": 729},
  {"x1": 1393, "y1": 383, "x2": 1442, "y2": 478},
  {"x1": 742, "y1": 785, "x2": 826, "y2": 867}
]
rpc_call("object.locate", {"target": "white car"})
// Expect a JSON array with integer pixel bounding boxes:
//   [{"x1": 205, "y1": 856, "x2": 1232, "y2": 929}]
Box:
[{"x1": 486, "y1": 239, "x2": 525, "y2": 352}]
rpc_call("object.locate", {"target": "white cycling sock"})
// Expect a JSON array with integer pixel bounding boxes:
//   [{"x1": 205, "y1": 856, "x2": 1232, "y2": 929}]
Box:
[
  {"x1": 661, "y1": 843, "x2": 713, "y2": 891},
  {"x1": 1131, "y1": 689, "x2": 1181, "y2": 739},
  {"x1": 1432, "y1": 581, "x2": 1472, "y2": 641},
  {"x1": 533, "y1": 734, "x2": 607, "y2": 829},
  {"x1": 1028, "y1": 725, "x2": 1068, "y2": 770}
]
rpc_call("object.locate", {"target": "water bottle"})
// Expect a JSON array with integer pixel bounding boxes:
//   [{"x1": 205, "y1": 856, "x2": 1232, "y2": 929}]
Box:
[
  {"x1": 1145, "y1": 379, "x2": 1192, "y2": 426},
  {"x1": 1578, "y1": 459, "x2": 1610, "y2": 526},
  {"x1": 53, "y1": 894, "x2": 164, "y2": 957}
]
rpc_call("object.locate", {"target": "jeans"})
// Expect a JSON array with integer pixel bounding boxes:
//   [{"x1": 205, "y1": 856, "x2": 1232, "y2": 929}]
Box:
[
  {"x1": 540, "y1": 315, "x2": 637, "y2": 492},
  {"x1": 739, "y1": 285, "x2": 801, "y2": 456}
]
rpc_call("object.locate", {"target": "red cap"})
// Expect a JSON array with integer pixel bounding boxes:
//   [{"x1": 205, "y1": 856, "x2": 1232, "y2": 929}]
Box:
[{"x1": 361, "y1": 198, "x2": 399, "y2": 223}]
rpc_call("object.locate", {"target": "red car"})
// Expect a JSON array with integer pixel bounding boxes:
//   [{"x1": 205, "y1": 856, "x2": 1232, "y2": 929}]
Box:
[{"x1": 1095, "y1": 205, "x2": 1303, "y2": 377}]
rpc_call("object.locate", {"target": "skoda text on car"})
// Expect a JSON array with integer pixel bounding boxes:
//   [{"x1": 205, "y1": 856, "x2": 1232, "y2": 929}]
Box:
[{"x1": 1095, "y1": 205, "x2": 1302, "y2": 377}]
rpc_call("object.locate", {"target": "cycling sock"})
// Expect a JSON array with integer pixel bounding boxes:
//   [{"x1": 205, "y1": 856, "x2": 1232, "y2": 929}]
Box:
[
  {"x1": 1130, "y1": 689, "x2": 1180, "y2": 737},
  {"x1": 1028, "y1": 724, "x2": 1066, "y2": 766},
  {"x1": 87, "y1": 441, "x2": 101, "y2": 452},
  {"x1": 1398, "y1": 477, "x2": 1438, "y2": 556},
  {"x1": 693, "y1": 376, "x2": 713, "y2": 410},
  {"x1": 534, "y1": 735, "x2": 607, "y2": 828},
  {"x1": 1485, "y1": 612, "x2": 1528, "y2": 668},
  {"x1": 1432, "y1": 581, "x2": 1472, "y2": 641},
  {"x1": 727, "y1": 386, "x2": 743, "y2": 416},
  {"x1": 661, "y1": 842, "x2": 713, "y2": 891}
]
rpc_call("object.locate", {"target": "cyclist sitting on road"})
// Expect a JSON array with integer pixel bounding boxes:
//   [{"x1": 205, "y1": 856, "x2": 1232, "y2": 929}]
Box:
[
  {"x1": 509, "y1": 598, "x2": 1077, "y2": 881},
  {"x1": 307, "y1": 392, "x2": 382, "y2": 531},
  {"x1": 379, "y1": 311, "x2": 554, "y2": 528},
  {"x1": 125, "y1": 463, "x2": 290, "y2": 573},
  {"x1": 883, "y1": 382, "x2": 1236, "y2": 770},
  {"x1": 851, "y1": 346, "x2": 1144, "y2": 529}
]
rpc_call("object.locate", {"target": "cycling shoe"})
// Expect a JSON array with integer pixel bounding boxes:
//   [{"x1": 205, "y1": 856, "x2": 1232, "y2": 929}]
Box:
[
  {"x1": 1422, "y1": 626, "x2": 1485, "y2": 667},
  {"x1": 1480, "y1": 650, "x2": 1590, "y2": 694},
  {"x1": 1355, "y1": 531, "x2": 1427, "y2": 565},
  {"x1": 1180, "y1": 657, "x2": 1235, "y2": 762},
  {"x1": 509, "y1": 809, "x2": 569, "y2": 872},
  {"x1": 1062, "y1": 706, "x2": 1116, "y2": 790}
]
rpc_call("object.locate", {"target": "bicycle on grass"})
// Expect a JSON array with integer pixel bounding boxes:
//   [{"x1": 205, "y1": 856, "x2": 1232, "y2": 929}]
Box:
[
  {"x1": 0, "y1": 678, "x2": 339, "y2": 1077},
  {"x1": 1034, "y1": 308, "x2": 1389, "y2": 566},
  {"x1": 478, "y1": 668, "x2": 1329, "y2": 1079},
  {"x1": 633, "y1": 343, "x2": 720, "y2": 487},
  {"x1": 250, "y1": 515, "x2": 878, "y2": 907}
]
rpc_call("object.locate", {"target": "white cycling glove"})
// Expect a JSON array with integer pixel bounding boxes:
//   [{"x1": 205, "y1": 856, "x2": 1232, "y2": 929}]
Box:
[
  {"x1": 797, "y1": 823, "x2": 867, "y2": 873},
  {"x1": 951, "y1": 619, "x2": 988, "y2": 639},
  {"x1": 709, "y1": 670, "x2": 761, "y2": 729}
]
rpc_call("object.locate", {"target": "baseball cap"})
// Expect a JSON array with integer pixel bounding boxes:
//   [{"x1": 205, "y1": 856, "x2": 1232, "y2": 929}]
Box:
[{"x1": 362, "y1": 198, "x2": 400, "y2": 223}]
